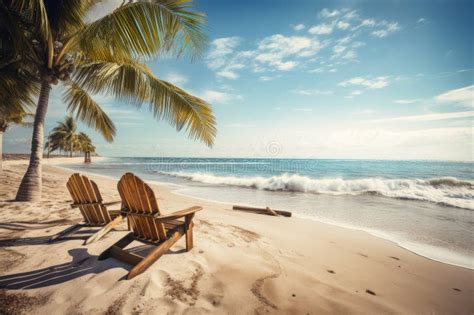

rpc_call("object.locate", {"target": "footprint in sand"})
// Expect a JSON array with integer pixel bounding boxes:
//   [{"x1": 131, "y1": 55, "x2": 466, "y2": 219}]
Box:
[{"x1": 251, "y1": 273, "x2": 279, "y2": 310}]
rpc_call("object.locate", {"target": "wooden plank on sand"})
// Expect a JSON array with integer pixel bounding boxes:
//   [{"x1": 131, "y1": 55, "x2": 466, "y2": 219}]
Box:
[{"x1": 232, "y1": 205, "x2": 292, "y2": 217}]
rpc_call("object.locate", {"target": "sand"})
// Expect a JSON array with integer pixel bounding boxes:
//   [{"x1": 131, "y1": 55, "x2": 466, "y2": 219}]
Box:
[{"x1": 0, "y1": 158, "x2": 473, "y2": 314}]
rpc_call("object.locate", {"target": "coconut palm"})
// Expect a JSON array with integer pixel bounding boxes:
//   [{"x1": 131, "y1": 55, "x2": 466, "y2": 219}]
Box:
[
  {"x1": 3, "y1": 1, "x2": 216, "y2": 201},
  {"x1": 76, "y1": 132, "x2": 95, "y2": 163},
  {"x1": 47, "y1": 116, "x2": 77, "y2": 157}
]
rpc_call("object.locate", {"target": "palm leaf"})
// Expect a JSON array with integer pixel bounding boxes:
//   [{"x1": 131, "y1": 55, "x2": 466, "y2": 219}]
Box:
[
  {"x1": 62, "y1": 82, "x2": 116, "y2": 142},
  {"x1": 9, "y1": 0, "x2": 52, "y2": 44},
  {"x1": 74, "y1": 59, "x2": 216, "y2": 146},
  {"x1": 76, "y1": 0, "x2": 207, "y2": 61}
]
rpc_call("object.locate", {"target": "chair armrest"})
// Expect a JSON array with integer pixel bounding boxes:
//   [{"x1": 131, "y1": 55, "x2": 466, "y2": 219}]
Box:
[{"x1": 154, "y1": 206, "x2": 203, "y2": 221}]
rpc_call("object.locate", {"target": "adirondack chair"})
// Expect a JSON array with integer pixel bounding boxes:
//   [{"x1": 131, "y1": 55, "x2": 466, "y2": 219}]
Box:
[
  {"x1": 49, "y1": 173, "x2": 124, "y2": 245},
  {"x1": 99, "y1": 172, "x2": 202, "y2": 279}
]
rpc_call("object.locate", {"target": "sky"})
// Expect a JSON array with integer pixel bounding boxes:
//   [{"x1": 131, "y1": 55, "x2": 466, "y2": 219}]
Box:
[{"x1": 5, "y1": 0, "x2": 474, "y2": 160}]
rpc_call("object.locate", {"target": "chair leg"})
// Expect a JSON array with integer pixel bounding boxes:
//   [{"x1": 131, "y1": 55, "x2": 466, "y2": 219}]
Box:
[
  {"x1": 99, "y1": 232, "x2": 135, "y2": 260},
  {"x1": 185, "y1": 214, "x2": 194, "y2": 252},
  {"x1": 84, "y1": 215, "x2": 124, "y2": 245},
  {"x1": 49, "y1": 224, "x2": 83, "y2": 243},
  {"x1": 127, "y1": 230, "x2": 183, "y2": 280}
]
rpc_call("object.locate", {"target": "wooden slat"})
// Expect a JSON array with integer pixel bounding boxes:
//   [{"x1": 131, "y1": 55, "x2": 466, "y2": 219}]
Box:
[
  {"x1": 185, "y1": 214, "x2": 194, "y2": 252},
  {"x1": 84, "y1": 215, "x2": 123, "y2": 245},
  {"x1": 118, "y1": 173, "x2": 167, "y2": 240},
  {"x1": 109, "y1": 246, "x2": 143, "y2": 266},
  {"x1": 82, "y1": 176, "x2": 106, "y2": 224},
  {"x1": 91, "y1": 180, "x2": 111, "y2": 223},
  {"x1": 127, "y1": 229, "x2": 184, "y2": 279}
]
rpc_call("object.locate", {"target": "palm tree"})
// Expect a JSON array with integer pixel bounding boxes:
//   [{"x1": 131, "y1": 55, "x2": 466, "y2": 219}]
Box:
[
  {"x1": 76, "y1": 132, "x2": 95, "y2": 163},
  {"x1": 0, "y1": 107, "x2": 34, "y2": 170},
  {"x1": 47, "y1": 116, "x2": 77, "y2": 157},
  {"x1": 2, "y1": 1, "x2": 216, "y2": 201}
]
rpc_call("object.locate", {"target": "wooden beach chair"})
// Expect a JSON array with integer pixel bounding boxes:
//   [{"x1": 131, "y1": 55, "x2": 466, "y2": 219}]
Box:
[
  {"x1": 49, "y1": 173, "x2": 123, "y2": 245},
  {"x1": 99, "y1": 172, "x2": 202, "y2": 279}
]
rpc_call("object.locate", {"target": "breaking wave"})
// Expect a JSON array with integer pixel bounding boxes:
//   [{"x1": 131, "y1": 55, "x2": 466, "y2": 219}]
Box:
[{"x1": 157, "y1": 171, "x2": 474, "y2": 210}]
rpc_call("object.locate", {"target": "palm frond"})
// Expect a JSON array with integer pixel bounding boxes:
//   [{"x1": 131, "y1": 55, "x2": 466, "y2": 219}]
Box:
[
  {"x1": 62, "y1": 82, "x2": 116, "y2": 142},
  {"x1": 43, "y1": 0, "x2": 91, "y2": 36},
  {"x1": 0, "y1": 63, "x2": 39, "y2": 113},
  {"x1": 76, "y1": 0, "x2": 207, "y2": 61},
  {"x1": 9, "y1": 0, "x2": 52, "y2": 44},
  {"x1": 74, "y1": 59, "x2": 216, "y2": 146}
]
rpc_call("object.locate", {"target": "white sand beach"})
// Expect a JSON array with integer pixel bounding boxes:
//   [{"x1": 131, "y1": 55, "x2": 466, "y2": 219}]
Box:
[{"x1": 0, "y1": 158, "x2": 473, "y2": 314}]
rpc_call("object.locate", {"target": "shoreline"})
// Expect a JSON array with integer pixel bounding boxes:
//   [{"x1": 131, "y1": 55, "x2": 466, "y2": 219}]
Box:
[
  {"x1": 55, "y1": 157, "x2": 474, "y2": 271},
  {"x1": 1, "y1": 157, "x2": 473, "y2": 314}
]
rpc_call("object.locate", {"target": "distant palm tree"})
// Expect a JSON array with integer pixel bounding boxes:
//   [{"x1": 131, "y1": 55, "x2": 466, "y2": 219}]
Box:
[
  {"x1": 47, "y1": 116, "x2": 77, "y2": 158},
  {"x1": 3, "y1": 1, "x2": 216, "y2": 201},
  {"x1": 0, "y1": 107, "x2": 34, "y2": 170},
  {"x1": 76, "y1": 132, "x2": 95, "y2": 163}
]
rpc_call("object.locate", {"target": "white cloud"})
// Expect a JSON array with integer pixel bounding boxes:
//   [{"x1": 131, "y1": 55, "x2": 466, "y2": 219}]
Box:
[
  {"x1": 204, "y1": 10, "x2": 401, "y2": 78},
  {"x1": 292, "y1": 23, "x2": 305, "y2": 31},
  {"x1": 292, "y1": 89, "x2": 334, "y2": 96},
  {"x1": 336, "y1": 21, "x2": 350, "y2": 30},
  {"x1": 360, "y1": 19, "x2": 376, "y2": 27},
  {"x1": 308, "y1": 23, "x2": 333, "y2": 35},
  {"x1": 393, "y1": 99, "x2": 420, "y2": 104},
  {"x1": 207, "y1": 37, "x2": 241, "y2": 68},
  {"x1": 350, "y1": 90, "x2": 363, "y2": 97},
  {"x1": 434, "y1": 85, "x2": 474, "y2": 108},
  {"x1": 371, "y1": 22, "x2": 400, "y2": 38},
  {"x1": 200, "y1": 90, "x2": 241, "y2": 104},
  {"x1": 371, "y1": 30, "x2": 389, "y2": 38},
  {"x1": 371, "y1": 111, "x2": 474, "y2": 123},
  {"x1": 333, "y1": 45, "x2": 347, "y2": 54},
  {"x1": 339, "y1": 76, "x2": 389, "y2": 89},
  {"x1": 217, "y1": 70, "x2": 239, "y2": 80},
  {"x1": 320, "y1": 8, "x2": 340, "y2": 18},
  {"x1": 259, "y1": 75, "x2": 279, "y2": 81},
  {"x1": 418, "y1": 18, "x2": 426, "y2": 23},
  {"x1": 343, "y1": 10, "x2": 359, "y2": 20},
  {"x1": 255, "y1": 34, "x2": 324, "y2": 71},
  {"x1": 164, "y1": 72, "x2": 188, "y2": 85},
  {"x1": 342, "y1": 50, "x2": 357, "y2": 60}
]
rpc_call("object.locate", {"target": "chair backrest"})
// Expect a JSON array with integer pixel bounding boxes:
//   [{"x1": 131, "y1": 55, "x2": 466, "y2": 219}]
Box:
[
  {"x1": 117, "y1": 173, "x2": 166, "y2": 241},
  {"x1": 66, "y1": 173, "x2": 112, "y2": 225}
]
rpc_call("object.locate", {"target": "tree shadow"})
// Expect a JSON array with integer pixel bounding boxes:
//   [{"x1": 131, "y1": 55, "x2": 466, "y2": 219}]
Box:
[
  {"x1": 0, "y1": 225, "x2": 101, "y2": 247},
  {"x1": 0, "y1": 220, "x2": 76, "y2": 232},
  {"x1": 0, "y1": 248, "x2": 125, "y2": 290}
]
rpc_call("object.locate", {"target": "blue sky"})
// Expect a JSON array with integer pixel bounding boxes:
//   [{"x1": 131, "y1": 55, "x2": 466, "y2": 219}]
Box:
[{"x1": 5, "y1": 0, "x2": 473, "y2": 160}]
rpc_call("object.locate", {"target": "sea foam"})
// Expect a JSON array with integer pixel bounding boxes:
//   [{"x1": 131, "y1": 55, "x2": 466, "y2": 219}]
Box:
[{"x1": 158, "y1": 171, "x2": 474, "y2": 210}]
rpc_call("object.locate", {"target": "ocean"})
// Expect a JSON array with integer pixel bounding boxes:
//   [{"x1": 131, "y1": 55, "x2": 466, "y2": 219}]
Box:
[{"x1": 61, "y1": 157, "x2": 474, "y2": 269}]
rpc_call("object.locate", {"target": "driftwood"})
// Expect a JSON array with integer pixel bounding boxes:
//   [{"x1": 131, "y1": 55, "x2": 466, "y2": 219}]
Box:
[{"x1": 232, "y1": 205, "x2": 292, "y2": 217}]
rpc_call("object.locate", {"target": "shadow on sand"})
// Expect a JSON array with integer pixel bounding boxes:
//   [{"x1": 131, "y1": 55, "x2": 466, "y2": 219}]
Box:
[
  {"x1": 0, "y1": 246, "x2": 185, "y2": 289},
  {"x1": 0, "y1": 227, "x2": 102, "y2": 247},
  {"x1": 0, "y1": 248, "x2": 125, "y2": 289}
]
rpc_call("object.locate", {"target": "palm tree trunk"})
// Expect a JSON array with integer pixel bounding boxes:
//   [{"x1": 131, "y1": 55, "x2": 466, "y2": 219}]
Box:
[
  {"x1": 15, "y1": 79, "x2": 51, "y2": 201},
  {"x1": 70, "y1": 141, "x2": 73, "y2": 158}
]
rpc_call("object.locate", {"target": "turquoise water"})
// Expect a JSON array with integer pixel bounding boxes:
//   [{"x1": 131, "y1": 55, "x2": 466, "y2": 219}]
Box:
[{"x1": 63, "y1": 157, "x2": 474, "y2": 269}]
